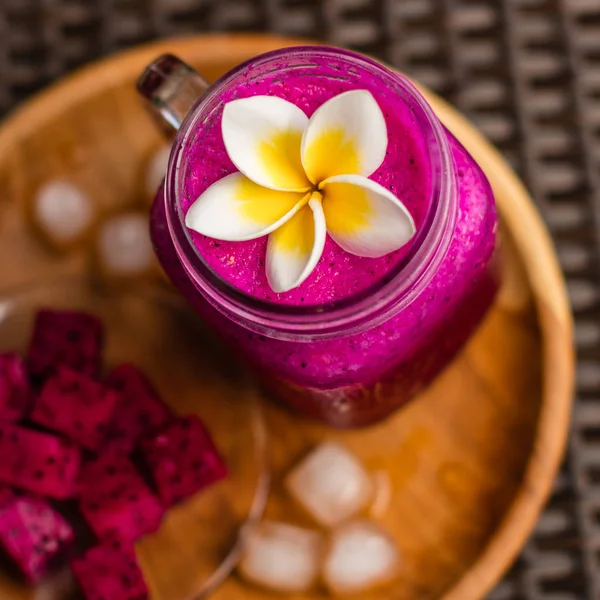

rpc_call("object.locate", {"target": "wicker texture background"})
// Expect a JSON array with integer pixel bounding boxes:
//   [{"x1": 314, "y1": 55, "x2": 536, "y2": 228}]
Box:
[{"x1": 0, "y1": 0, "x2": 599, "y2": 598}]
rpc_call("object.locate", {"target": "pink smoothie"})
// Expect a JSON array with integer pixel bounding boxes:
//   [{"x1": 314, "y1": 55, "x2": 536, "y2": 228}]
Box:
[
  {"x1": 150, "y1": 48, "x2": 498, "y2": 426},
  {"x1": 181, "y1": 69, "x2": 431, "y2": 305}
]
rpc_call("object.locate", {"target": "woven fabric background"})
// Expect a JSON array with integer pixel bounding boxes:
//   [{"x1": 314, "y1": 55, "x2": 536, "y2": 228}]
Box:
[{"x1": 0, "y1": 0, "x2": 599, "y2": 598}]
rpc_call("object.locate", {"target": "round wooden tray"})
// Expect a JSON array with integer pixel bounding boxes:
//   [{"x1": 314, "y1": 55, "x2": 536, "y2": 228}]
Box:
[{"x1": 0, "y1": 35, "x2": 574, "y2": 600}]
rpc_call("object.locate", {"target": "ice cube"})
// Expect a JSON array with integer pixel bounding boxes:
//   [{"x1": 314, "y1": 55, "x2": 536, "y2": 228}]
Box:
[
  {"x1": 286, "y1": 441, "x2": 374, "y2": 527},
  {"x1": 238, "y1": 520, "x2": 324, "y2": 593},
  {"x1": 32, "y1": 179, "x2": 94, "y2": 248},
  {"x1": 323, "y1": 519, "x2": 400, "y2": 595},
  {"x1": 145, "y1": 144, "x2": 172, "y2": 198},
  {"x1": 370, "y1": 470, "x2": 393, "y2": 518},
  {"x1": 97, "y1": 213, "x2": 153, "y2": 276}
]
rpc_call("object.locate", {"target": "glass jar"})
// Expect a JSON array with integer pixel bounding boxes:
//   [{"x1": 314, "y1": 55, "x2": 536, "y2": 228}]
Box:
[{"x1": 139, "y1": 47, "x2": 499, "y2": 428}]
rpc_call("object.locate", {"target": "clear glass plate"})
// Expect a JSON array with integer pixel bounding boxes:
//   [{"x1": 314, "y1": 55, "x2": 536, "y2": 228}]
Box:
[{"x1": 0, "y1": 277, "x2": 269, "y2": 600}]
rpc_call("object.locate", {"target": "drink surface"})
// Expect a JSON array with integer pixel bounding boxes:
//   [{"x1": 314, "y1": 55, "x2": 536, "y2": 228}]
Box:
[{"x1": 179, "y1": 60, "x2": 432, "y2": 305}]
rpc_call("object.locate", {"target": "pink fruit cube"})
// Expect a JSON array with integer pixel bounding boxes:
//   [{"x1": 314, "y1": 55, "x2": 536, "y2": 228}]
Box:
[
  {"x1": 0, "y1": 495, "x2": 74, "y2": 583},
  {"x1": 79, "y1": 453, "x2": 164, "y2": 544},
  {"x1": 71, "y1": 541, "x2": 148, "y2": 600},
  {"x1": 27, "y1": 309, "x2": 103, "y2": 381},
  {"x1": 141, "y1": 415, "x2": 227, "y2": 507},
  {"x1": 0, "y1": 353, "x2": 33, "y2": 422},
  {"x1": 0, "y1": 422, "x2": 81, "y2": 499},
  {"x1": 105, "y1": 364, "x2": 172, "y2": 454},
  {"x1": 32, "y1": 367, "x2": 118, "y2": 451}
]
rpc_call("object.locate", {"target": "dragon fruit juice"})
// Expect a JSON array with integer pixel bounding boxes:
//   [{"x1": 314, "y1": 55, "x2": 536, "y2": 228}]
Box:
[{"x1": 148, "y1": 47, "x2": 498, "y2": 427}]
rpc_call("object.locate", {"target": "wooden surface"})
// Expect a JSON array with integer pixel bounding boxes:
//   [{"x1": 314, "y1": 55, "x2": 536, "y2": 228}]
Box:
[{"x1": 0, "y1": 35, "x2": 574, "y2": 600}]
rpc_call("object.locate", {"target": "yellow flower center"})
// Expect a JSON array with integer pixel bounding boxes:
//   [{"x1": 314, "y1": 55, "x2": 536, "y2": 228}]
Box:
[
  {"x1": 271, "y1": 191, "x2": 323, "y2": 255},
  {"x1": 320, "y1": 182, "x2": 372, "y2": 235},
  {"x1": 302, "y1": 127, "x2": 361, "y2": 184},
  {"x1": 257, "y1": 130, "x2": 310, "y2": 190}
]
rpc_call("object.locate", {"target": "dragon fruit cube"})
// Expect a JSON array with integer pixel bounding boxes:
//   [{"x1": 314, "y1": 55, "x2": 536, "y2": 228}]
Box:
[
  {"x1": 0, "y1": 495, "x2": 74, "y2": 583},
  {"x1": 27, "y1": 309, "x2": 103, "y2": 381},
  {"x1": 0, "y1": 353, "x2": 33, "y2": 422},
  {"x1": 0, "y1": 422, "x2": 81, "y2": 499},
  {"x1": 141, "y1": 415, "x2": 227, "y2": 507},
  {"x1": 71, "y1": 541, "x2": 148, "y2": 600},
  {"x1": 32, "y1": 367, "x2": 118, "y2": 451},
  {"x1": 104, "y1": 364, "x2": 172, "y2": 454},
  {"x1": 79, "y1": 453, "x2": 164, "y2": 544}
]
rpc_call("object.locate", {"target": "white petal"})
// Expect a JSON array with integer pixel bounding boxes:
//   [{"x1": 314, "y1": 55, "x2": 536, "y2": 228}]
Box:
[
  {"x1": 321, "y1": 174, "x2": 416, "y2": 258},
  {"x1": 285, "y1": 441, "x2": 374, "y2": 527},
  {"x1": 222, "y1": 96, "x2": 311, "y2": 192},
  {"x1": 301, "y1": 90, "x2": 387, "y2": 183},
  {"x1": 266, "y1": 193, "x2": 326, "y2": 293},
  {"x1": 185, "y1": 173, "x2": 308, "y2": 242}
]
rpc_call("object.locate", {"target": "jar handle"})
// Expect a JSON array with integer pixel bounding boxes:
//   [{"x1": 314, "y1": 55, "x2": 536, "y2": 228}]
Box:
[{"x1": 137, "y1": 54, "x2": 210, "y2": 132}]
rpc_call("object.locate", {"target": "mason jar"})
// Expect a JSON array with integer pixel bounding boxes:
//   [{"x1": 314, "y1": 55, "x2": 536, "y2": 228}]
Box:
[{"x1": 138, "y1": 47, "x2": 498, "y2": 428}]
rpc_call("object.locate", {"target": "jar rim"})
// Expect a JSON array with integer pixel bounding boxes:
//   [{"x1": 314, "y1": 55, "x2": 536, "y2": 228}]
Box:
[{"x1": 165, "y1": 46, "x2": 457, "y2": 340}]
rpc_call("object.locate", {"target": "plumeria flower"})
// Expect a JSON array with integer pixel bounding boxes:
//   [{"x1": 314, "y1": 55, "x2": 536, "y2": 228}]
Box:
[{"x1": 185, "y1": 90, "x2": 416, "y2": 293}]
